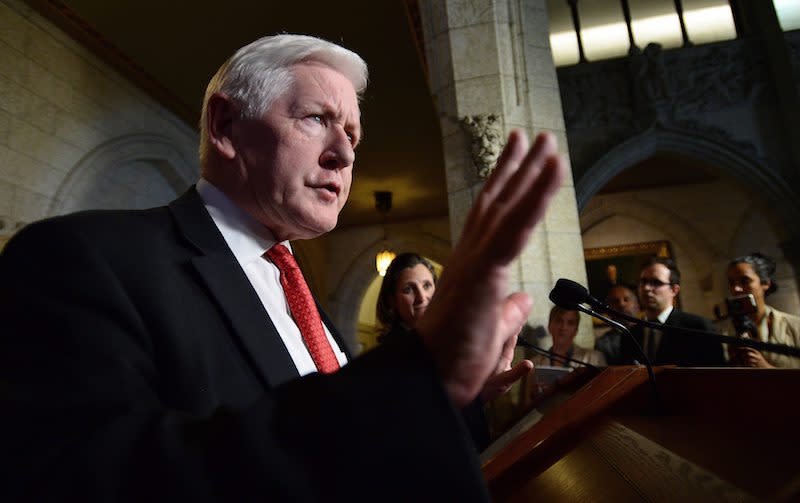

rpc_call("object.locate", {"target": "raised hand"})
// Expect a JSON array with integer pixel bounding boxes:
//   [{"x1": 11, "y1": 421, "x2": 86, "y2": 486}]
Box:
[
  {"x1": 479, "y1": 332, "x2": 534, "y2": 403},
  {"x1": 416, "y1": 130, "x2": 566, "y2": 407}
]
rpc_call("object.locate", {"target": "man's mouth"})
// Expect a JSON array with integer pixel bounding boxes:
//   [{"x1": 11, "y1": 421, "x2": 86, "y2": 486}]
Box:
[{"x1": 311, "y1": 182, "x2": 341, "y2": 198}]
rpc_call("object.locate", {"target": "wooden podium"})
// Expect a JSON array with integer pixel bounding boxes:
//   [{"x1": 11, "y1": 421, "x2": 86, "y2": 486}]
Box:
[{"x1": 481, "y1": 366, "x2": 800, "y2": 502}]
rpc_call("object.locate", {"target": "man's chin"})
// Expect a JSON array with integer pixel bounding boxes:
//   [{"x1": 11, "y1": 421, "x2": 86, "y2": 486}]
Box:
[{"x1": 295, "y1": 217, "x2": 339, "y2": 240}]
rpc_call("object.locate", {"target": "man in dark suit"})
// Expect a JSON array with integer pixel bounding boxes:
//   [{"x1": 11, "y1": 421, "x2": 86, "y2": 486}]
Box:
[
  {"x1": 595, "y1": 284, "x2": 640, "y2": 365},
  {"x1": 621, "y1": 256, "x2": 725, "y2": 367},
  {"x1": 0, "y1": 34, "x2": 565, "y2": 501}
]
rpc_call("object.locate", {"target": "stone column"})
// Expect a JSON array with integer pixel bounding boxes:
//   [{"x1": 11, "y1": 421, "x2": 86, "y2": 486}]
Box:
[{"x1": 418, "y1": 0, "x2": 591, "y2": 348}]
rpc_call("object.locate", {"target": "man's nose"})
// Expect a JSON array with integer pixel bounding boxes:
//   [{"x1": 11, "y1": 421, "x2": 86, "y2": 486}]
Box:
[{"x1": 320, "y1": 128, "x2": 355, "y2": 169}]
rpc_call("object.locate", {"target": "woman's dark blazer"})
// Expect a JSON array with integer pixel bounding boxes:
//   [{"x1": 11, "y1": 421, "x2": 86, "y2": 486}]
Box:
[{"x1": 380, "y1": 324, "x2": 491, "y2": 452}]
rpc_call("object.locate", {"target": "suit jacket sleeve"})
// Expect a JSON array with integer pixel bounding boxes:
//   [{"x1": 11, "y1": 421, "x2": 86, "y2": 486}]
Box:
[
  {"x1": 0, "y1": 218, "x2": 489, "y2": 502},
  {"x1": 669, "y1": 310, "x2": 726, "y2": 366}
]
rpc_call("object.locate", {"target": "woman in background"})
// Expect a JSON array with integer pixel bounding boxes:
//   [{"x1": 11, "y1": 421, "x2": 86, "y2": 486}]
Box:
[
  {"x1": 376, "y1": 253, "x2": 532, "y2": 450},
  {"x1": 726, "y1": 252, "x2": 800, "y2": 368},
  {"x1": 531, "y1": 306, "x2": 607, "y2": 368},
  {"x1": 376, "y1": 253, "x2": 436, "y2": 344}
]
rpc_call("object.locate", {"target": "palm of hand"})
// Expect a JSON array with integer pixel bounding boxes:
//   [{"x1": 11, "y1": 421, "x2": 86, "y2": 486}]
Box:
[{"x1": 416, "y1": 130, "x2": 565, "y2": 407}]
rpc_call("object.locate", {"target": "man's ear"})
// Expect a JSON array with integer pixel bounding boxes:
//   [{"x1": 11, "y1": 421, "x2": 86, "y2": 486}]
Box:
[
  {"x1": 671, "y1": 283, "x2": 681, "y2": 297},
  {"x1": 206, "y1": 93, "x2": 237, "y2": 160}
]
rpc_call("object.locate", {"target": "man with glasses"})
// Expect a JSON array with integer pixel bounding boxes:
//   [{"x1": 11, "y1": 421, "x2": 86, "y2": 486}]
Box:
[{"x1": 620, "y1": 256, "x2": 725, "y2": 366}]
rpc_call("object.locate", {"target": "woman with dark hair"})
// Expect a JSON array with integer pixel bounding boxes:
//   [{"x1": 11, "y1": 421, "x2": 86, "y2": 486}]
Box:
[
  {"x1": 376, "y1": 253, "x2": 437, "y2": 343},
  {"x1": 375, "y1": 252, "x2": 533, "y2": 450},
  {"x1": 726, "y1": 252, "x2": 800, "y2": 368},
  {"x1": 531, "y1": 306, "x2": 606, "y2": 368}
]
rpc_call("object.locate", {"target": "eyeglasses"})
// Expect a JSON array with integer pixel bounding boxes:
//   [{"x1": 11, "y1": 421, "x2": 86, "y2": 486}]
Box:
[{"x1": 638, "y1": 278, "x2": 672, "y2": 288}]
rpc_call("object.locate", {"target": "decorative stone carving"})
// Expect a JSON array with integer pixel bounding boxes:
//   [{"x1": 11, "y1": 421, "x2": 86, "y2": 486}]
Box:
[
  {"x1": 558, "y1": 37, "x2": 773, "y2": 178},
  {"x1": 629, "y1": 43, "x2": 674, "y2": 126},
  {"x1": 559, "y1": 59, "x2": 633, "y2": 131},
  {"x1": 460, "y1": 114, "x2": 503, "y2": 179}
]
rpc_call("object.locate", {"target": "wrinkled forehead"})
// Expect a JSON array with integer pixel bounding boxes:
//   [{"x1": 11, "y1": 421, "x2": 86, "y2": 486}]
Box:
[{"x1": 288, "y1": 62, "x2": 362, "y2": 124}]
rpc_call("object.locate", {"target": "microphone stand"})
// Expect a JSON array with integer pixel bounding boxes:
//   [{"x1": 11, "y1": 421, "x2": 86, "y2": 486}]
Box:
[
  {"x1": 574, "y1": 304, "x2": 663, "y2": 414},
  {"x1": 608, "y1": 309, "x2": 800, "y2": 358},
  {"x1": 517, "y1": 339, "x2": 601, "y2": 372},
  {"x1": 550, "y1": 277, "x2": 800, "y2": 359}
]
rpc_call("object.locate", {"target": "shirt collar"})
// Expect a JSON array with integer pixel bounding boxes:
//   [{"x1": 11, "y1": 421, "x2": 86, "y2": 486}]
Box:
[
  {"x1": 196, "y1": 178, "x2": 292, "y2": 268},
  {"x1": 656, "y1": 305, "x2": 674, "y2": 323},
  {"x1": 760, "y1": 305, "x2": 773, "y2": 342}
]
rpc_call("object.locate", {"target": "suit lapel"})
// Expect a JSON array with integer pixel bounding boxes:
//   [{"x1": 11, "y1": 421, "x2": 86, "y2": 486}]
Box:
[
  {"x1": 168, "y1": 187, "x2": 300, "y2": 388},
  {"x1": 318, "y1": 303, "x2": 352, "y2": 360},
  {"x1": 657, "y1": 309, "x2": 682, "y2": 361}
]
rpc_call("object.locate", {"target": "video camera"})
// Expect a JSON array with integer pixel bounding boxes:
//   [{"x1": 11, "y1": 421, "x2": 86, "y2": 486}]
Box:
[{"x1": 713, "y1": 294, "x2": 757, "y2": 337}]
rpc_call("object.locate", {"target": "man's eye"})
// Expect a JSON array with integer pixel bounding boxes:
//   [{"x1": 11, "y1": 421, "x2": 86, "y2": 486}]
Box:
[{"x1": 308, "y1": 115, "x2": 324, "y2": 124}]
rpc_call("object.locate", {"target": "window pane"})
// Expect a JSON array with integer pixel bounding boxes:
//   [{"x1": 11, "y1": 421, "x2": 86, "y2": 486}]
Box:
[
  {"x1": 578, "y1": 0, "x2": 630, "y2": 61},
  {"x1": 547, "y1": 0, "x2": 580, "y2": 66},
  {"x1": 683, "y1": 0, "x2": 737, "y2": 44},
  {"x1": 630, "y1": 0, "x2": 683, "y2": 49},
  {"x1": 774, "y1": 0, "x2": 800, "y2": 31}
]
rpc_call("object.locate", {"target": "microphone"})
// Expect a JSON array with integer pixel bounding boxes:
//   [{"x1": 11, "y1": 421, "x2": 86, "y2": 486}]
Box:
[
  {"x1": 552, "y1": 280, "x2": 800, "y2": 358},
  {"x1": 549, "y1": 278, "x2": 662, "y2": 413},
  {"x1": 549, "y1": 278, "x2": 609, "y2": 312}
]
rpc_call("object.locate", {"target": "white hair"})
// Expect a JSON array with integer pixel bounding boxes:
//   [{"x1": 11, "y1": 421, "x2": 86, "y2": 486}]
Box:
[{"x1": 199, "y1": 34, "x2": 368, "y2": 163}]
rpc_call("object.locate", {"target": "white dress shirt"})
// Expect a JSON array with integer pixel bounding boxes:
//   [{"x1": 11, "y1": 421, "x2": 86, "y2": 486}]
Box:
[
  {"x1": 196, "y1": 178, "x2": 348, "y2": 376},
  {"x1": 643, "y1": 305, "x2": 673, "y2": 360}
]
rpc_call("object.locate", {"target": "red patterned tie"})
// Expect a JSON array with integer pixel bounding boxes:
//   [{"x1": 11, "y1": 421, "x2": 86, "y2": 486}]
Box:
[{"x1": 266, "y1": 244, "x2": 340, "y2": 373}]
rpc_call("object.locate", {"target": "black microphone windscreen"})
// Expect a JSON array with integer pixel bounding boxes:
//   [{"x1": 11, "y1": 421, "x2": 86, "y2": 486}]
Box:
[{"x1": 549, "y1": 278, "x2": 590, "y2": 309}]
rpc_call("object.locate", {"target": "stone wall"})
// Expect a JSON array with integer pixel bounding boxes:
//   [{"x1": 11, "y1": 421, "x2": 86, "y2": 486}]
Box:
[{"x1": 0, "y1": 0, "x2": 198, "y2": 249}]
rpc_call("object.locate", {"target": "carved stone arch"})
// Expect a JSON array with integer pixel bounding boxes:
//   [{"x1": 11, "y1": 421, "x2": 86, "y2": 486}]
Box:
[
  {"x1": 49, "y1": 133, "x2": 198, "y2": 216},
  {"x1": 328, "y1": 231, "x2": 451, "y2": 351},
  {"x1": 581, "y1": 196, "x2": 719, "y2": 278},
  {"x1": 575, "y1": 127, "x2": 800, "y2": 240}
]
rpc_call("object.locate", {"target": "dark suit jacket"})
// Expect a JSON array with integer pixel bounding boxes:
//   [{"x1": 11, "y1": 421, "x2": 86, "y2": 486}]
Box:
[
  {"x1": 620, "y1": 309, "x2": 725, "y2": 367},
  {"x1": 380, "y1": 324, "x2": 490, "y2": 452},
  {"x1": 0, "y1": 188, "x2": 488, "y2": 502}
]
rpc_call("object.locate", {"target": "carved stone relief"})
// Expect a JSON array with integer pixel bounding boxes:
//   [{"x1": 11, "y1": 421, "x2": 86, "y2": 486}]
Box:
[
  {"x1": 558, "y1": 38, "x2": 772, "y2": 177},
  {"x1": 460, "y1": 114, "x2": 504, "y2": 179}
]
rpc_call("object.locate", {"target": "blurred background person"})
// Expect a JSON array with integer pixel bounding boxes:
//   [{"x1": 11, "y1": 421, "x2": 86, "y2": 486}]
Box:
[
  {"x1": 376, "y1": 252, "x2": 436, "y2": 343},
  {"x1": 621, "y1": 256, "x2": 725, "y2": 366},
  {"x1": 532, "y1": 306, "x2": 606, "y2": 368},
  {"x1": 726, "y1": 252, "x2": 800, "y2": 368},
  {"x1": 375, "y1": 253, "x2": 533, "y2": 452},
  {"x1": 595, "y1": 284, "x2": 641, "y2": 365},
  {"x1": 375, "y1": 252, "x2": 533, "y2": 451}
]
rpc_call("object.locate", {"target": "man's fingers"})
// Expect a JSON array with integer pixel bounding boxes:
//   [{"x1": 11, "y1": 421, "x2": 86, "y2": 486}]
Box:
[
  {"x1": 508, "y1": 359, "x2": 534, "y2": 381},
  {"x1": 473, "y1": 132, "x2": 562, "y2": 264},
  {"x1": 501, "y1": 292, "x2": 533, "y2": 332},
  {"x1": 481, "y1": 360, "x2": 534, "y2": 403},
  {"x1": 490, "y1": 131, "x2": 557, "y2": 212},
  {"x1": 490, "y1": 153, "x2": 566, "y2": 264},
  {"x1": 492, "y1": 361, "x2": 533, "y2": 388},
  {"x1": 462, "y1": 130, "x2": 528, "y2": 238},
  {"x1": 480, "y1": 130, "x2": 529, "y2": 201}
]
